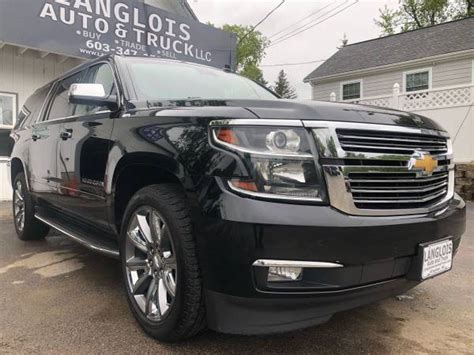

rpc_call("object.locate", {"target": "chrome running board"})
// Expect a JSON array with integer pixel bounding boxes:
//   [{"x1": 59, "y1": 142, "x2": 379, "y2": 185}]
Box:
[{"x1": 35, "y1": 212, "x2": 119, "y2": 259}]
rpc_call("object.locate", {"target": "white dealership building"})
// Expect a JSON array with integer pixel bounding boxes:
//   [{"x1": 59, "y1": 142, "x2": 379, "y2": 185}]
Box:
[{"x1": 0, "y1": 0, "x2": 235, "y2": 200}]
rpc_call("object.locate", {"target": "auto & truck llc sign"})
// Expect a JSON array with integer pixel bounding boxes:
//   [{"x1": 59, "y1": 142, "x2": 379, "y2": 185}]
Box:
[{"x1": 0, "y1": 0, "x2": 236, "y2": 69}]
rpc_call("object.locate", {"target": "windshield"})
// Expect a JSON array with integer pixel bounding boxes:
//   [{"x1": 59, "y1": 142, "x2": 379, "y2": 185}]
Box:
[{"x1": 125, "y1": 58, "x2": 276, "y2": 101}]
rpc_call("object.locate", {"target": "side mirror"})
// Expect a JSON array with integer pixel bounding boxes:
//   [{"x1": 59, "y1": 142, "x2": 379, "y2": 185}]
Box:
[{"x1": 68, "y1": 83, "x2": 118, "y2": 111}]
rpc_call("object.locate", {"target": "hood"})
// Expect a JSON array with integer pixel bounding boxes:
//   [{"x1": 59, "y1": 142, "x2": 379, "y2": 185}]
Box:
[
  {"x1": 231, "y1": 99, "x2": 445, "y2": 131},
  {"x1": 137, "y1": 98, "x2": 445, "y2": 131}
]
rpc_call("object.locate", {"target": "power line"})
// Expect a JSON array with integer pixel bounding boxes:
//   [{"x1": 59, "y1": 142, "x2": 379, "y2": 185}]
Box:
[
  {"x1": 270, "y1": 0, "x2": 352, "y2": 46},
  {"x1": 252, "y1": 0, "x2": 286, "y2": 31},
  {"x1": 238, "y1": 0, "x2": 286, "y2": 44},
  {"x1": 261, "y1": 59, "x2": 327, "y2": 67},
  {"x1": 270, "y1": 1, "x2": 349, "y2": 44},
  {"x1": 453, "y1": 104, "x2": 473, "y2": 143},
  {"x1": 268, "y1": 1, "x2": 336, "y2": 40},
  {"x1": 270, "y1": 0, "x2": 359, "y2": 47}
]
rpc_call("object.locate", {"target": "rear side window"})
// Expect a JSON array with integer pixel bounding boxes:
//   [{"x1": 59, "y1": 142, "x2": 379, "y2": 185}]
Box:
[
  {"x1": 47, "y1": 71, "x2": 84, "y2": 121},
  {"x1": 15, "y1": 84, "x2": 52, "y2": 129},
  {"x1": 15, "y1": 108, "x2": 30, "y2": 129}
]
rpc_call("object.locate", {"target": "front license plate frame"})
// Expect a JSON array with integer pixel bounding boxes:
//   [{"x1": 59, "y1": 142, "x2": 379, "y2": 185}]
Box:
[{"x1": 420, "y1": 238, "x2": 453, "y2": 280}]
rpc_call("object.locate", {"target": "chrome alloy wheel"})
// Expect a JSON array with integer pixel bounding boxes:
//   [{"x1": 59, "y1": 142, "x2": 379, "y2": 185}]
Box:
[
  {"x1": 13, "y1": 180, "x2": 25, "y2": 232},
  {"x1": 125, "y1": 206, "x2": 177, "y2": 322}
]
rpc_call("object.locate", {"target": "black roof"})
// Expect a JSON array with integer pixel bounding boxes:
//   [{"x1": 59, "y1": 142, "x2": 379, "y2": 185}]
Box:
[{"x1": 304, "y1": 17, "x2": 474, "y2": 82}]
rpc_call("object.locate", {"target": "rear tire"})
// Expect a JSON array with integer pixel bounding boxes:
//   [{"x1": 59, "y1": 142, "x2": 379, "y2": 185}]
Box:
[
  {"x1": 12, "y1": 172, "x2": 49, "y2": 241},
  {"x1": 120, "y1": 184, "x2": 206, "y2": 342}
]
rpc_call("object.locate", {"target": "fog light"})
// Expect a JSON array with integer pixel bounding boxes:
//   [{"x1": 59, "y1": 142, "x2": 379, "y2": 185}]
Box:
[{"x1": 268, "y1": 266, "x2": 303, "y2": 282}]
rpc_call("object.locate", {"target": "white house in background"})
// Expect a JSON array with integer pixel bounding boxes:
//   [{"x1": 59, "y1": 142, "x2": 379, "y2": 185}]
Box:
[{"x1": 304, "y1": 17, "x2": 474, "y2": 162}]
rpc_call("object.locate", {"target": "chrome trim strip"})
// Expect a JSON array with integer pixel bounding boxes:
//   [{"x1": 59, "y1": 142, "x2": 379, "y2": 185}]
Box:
[
  {"x1": 338, "y1": 134, "x2": 447, "y2": 144},
  {"x1": 35, "y1": 213, "x2": 119, "y2": 258},
  {"x1": 337, "y1": 165, "x2": 451, "y2": 174},
  {"x1": 348, "y1": 174, "x2": 448, "y2": 184},
  {"x1": 210, "y1": 119, "x2": 303, "y2": 127},
  {"x1": 303, "y1": 120, "x2": 450, "y2": 138},
  {"x1": 350, "y1": 181, "x2": 448, "y2": 193},
  {"x1": 34, "y1": 110, "x2": 113, "y2": 125},
  {"x1": 434, "y1": 206, "x2": 449, "y2": 217},
  {"x1": 340, "y1": 144, "x2": 447, "y2": 152},
  {"x1": 253, "y1": 259, "x2": 343, "y2": 268},
  {"x1": 227, "y1": 181, "x2": 323, "y2": 202},
  {"x1": 353, "y1": 189, "x2": 447, "y2": 203},
  {"x1": 324, "y1": 151, "x2": 452, "y2": 161}
]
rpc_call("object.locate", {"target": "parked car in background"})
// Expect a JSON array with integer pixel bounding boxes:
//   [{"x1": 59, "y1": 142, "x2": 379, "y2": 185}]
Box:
[{"x1": 9, "y1": 55, "x2": 466, "y2": 342}]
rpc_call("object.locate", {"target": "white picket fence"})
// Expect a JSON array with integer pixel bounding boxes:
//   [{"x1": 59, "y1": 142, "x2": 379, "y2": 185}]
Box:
[{"x1": 330, "y1": 83, "x2": 473, "y2": 111}]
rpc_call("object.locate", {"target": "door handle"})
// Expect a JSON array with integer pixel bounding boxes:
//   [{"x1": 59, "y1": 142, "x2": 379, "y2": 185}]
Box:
[
  {"x1": 32, "y1": 134, "x2": 40, "y2": 141},
  {"x1": 86, "y1": 121, "x2": 102, "y2": 127},
  {"x1": 60, "y1": 129, "x2": 73, "y2": 140}
]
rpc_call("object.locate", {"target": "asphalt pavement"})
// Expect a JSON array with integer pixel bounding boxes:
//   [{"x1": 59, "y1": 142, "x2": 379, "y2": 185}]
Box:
[{"x1": 0, "y1": 202, "x2": 472, "y2": 354}]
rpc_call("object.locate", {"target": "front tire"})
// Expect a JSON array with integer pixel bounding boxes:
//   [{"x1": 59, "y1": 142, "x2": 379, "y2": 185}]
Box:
[
  {"x1": 120, "y1": 184, "x2": 206, "y2": 342},
  {"x1": 12, "y1": 172, "x2": 49, "y2": 241}
]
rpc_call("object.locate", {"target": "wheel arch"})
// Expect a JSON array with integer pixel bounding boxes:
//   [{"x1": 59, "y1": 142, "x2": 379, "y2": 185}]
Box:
[
  {"x1": 10, "y1": 157, "x2": 30, "y2": 191},
  {"x1": 111, "y1": 152, "x2": 190, "y2": 232}
]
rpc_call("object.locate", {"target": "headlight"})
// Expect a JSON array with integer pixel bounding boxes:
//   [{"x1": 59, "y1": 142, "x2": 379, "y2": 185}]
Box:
[{"x1": 211, "y1": 123, "x2": 327, "y2": 203}]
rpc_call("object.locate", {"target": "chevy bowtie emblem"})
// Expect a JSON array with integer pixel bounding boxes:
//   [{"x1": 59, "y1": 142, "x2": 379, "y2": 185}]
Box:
[{"x1": 408, "y1": 151, "x2": 438, "y2": 176}]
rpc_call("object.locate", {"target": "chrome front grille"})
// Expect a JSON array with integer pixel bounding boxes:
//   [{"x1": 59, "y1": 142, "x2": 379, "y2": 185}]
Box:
[
  {"x1": 307, "y1": 121, "x2": 454, "y2": 216},
  {"x1": 349, "y1": 171, "x2": 449, "y2": 209},
  {"x1": 336, "y1": 129, "x2": 449, "y2": 155}
]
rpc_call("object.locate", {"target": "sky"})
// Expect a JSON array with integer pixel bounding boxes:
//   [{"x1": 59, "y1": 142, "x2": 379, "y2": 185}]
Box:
[{"x1": 191, "y1": 0, "x2": 398, "y2": 99}]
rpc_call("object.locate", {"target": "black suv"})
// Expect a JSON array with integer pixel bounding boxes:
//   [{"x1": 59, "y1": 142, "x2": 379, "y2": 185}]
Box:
[{"x1": 9, "y1": 55, "x2": 466, "y2": 342}]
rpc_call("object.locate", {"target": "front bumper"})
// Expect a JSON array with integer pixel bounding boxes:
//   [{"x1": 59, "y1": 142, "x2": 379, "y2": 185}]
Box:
[
  {"x1": 191, "y1": 188, "x2": 466, "y2": 334},
  {"x1": 206, "y1": 278, "x2": 417, "y2": 335}
]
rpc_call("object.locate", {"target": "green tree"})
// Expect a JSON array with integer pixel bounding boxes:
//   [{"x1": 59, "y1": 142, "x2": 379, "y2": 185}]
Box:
[
  {"x1": 375, "y1": 0, "x2": 473, "y2": 35},
  {"x1": 273, "y1": 70, "x2": 297, "y2": 99},
  {"x1": 221, "y1": 24, "x2": 270, "y2": 84}
]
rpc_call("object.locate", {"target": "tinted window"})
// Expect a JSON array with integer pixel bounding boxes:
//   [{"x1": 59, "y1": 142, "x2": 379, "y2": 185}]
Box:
[
  {"x1": 48, "y1": 71, "x2": 84, "y2": 120},
  {"x1": 75, "y1": 64, "x2": 116, "y2": 116},
  {"x1": 15, "y1": 84, "x2": 51, "y2": 129},
  {"x1": 125, "y1": 58, "x2": 276, "y2": 101},
  {"x1": 15, "y1": 107, "x2": 29, "y2": 130}
]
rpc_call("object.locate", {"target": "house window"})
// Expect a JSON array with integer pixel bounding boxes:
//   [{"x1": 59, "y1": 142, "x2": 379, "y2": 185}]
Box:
[
  {"x1": 0, "y1": 92, "x2": 17, "y2": 128},
  {"x1": 404, "y1": 69, "x2": 431, "y2": 92},
  {"x1": 0, "y1": 92, "x2": 17, "y2": 157},
  {"x1": 341, "y1": 81, "x2": 361, "y2": 100}
]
